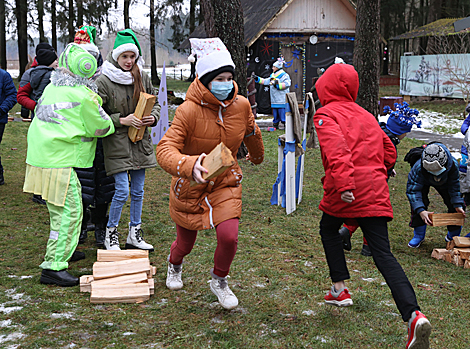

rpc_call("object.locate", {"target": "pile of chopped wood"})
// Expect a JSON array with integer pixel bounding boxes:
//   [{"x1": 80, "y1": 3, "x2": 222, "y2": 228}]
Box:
[
  {"x1": 80, "y1": 250, "x2": 156, "y2": 303},
  {"x1": 432, "y1": 236, "x2": 470, "y2": 268}
]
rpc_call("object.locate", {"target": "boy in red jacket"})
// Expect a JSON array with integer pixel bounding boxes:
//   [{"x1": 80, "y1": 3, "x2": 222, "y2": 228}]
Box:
[{"x1": 313, "y1": 62, "x2": 431, "y2": 349}]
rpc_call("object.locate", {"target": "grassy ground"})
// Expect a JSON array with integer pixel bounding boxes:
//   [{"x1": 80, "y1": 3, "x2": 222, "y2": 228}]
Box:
[{"x1": 1, "y1": 118, "x2": 470, "y2": 348}]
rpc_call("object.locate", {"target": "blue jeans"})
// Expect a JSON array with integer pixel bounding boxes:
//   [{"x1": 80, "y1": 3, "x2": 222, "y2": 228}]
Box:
[
  {"x1": 272, "y1": 108, "x2": 286, "y2": 124},
  {"x1": 107, "y1": 169, "x2": 146, "y2": 228}
]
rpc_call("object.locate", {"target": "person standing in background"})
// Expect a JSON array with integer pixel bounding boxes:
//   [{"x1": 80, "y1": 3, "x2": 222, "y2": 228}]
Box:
[{"x1": 0, "y1": 68, "x2": 17, "y2": 185}]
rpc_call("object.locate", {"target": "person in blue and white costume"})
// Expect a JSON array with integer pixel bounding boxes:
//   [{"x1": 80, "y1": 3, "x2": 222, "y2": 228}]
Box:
[
  {"x1": 407, "y1": 143, "x2": 466, "y2": 248},
  {"x1": 254, "y1": 57, "x2": 291, "y2": 129}
]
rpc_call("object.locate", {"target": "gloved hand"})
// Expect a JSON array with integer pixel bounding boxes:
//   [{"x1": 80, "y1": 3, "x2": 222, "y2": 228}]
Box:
[
  {"x1": 466, "y1": 102, "x2": 470, "y2": 114},
  {"x1": 270, "y1": 78, "x2": 279, "y2": 86},
  {"x1": 253, "y1": 75, "x2": 260, "y2": 83}
]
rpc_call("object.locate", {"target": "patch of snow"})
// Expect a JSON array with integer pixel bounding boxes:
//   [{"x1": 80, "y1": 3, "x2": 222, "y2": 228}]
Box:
[
  {"x1": 0, "y1": 332, "x2": 26, "y2": 345},
  {"x1": 123, "y1": 332, "x2": 135, "y2": 336},
  {"x1": 313, "y1": 336, "x2": 331, "y2": 343},
  {"x1": 302, "y1": 310, "x2": 316, "y2": 316},
  {"x1": 304, "y1": 261, "x2": 313, "y2": 267},
  {"x1": 254, "y1": 283, "x2": 266, "y2": 288},
  {"x1": 51, "y1": 312, "x2": 75, "y2": 319},
  {"x1": 361, "y1": 278, "x2": 375, "y2": 282},
  {"x1": 0, "y1": 305, "x2": 23, "y2": 314},
  {"x1": 0, "y1": 319, "x2": 12, "y2": 327},
  {"x1": 211, "y1": 317, "x2": 225, "y2": 324}
]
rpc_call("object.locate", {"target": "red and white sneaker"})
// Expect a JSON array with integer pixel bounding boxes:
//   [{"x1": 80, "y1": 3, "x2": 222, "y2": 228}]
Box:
[
  {"x1": 406, "y1": 310, "x2": 431, "y2": 349},
  {"x1": 324, "y1": 286, "x2": 353, "y2": 307}
]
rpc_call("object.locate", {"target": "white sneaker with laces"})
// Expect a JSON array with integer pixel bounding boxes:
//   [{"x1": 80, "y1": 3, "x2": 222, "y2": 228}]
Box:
[
  {"x1": 209, "y1": 270, "x2": 238, "y2": 310},
  {"x1": 166, "y1": 262, "x2": 183, "y2": 290}
]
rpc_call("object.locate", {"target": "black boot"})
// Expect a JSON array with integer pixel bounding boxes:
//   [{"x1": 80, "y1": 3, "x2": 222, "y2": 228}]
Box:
[
  {"x1": 78, "y1": 229, "x2": 88, "y2": 244},
  {"x1": 32, "y1": 194, "x2": 46, "y2": 205},
  {"x1": 40, "y1": 269, "x2": 79, "y2": 287},
  {"x1": 94, "y1": 222, "x2": 106, "y2": 248},
  {"x1": 273, "y1": 122, "x2": 279, "y2": 129},
  {"x1": 0, "y1": 169, "x2": 4, "y2": 185},
  {"x1": 339, "y1": 227, "x2": 352, "y2": 251},
  {"x1": 70, "y1": 250, "x2": 85, "y2": 262},
  {"x1": 361, "y1": 244, "x2": 372, "y2": 257}
]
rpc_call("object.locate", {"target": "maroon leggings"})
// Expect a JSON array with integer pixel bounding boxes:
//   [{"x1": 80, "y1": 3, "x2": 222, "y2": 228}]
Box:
[{"x1": 169, "y1": 218, "x2": 239, "y2": 277}]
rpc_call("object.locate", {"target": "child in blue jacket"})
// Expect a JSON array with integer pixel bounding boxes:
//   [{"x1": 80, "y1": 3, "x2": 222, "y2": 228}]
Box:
[
  {"x1": 407, "y1": 143, "x2": 465, "y2": 248},
  {"x1": 254, "y1": 57, "x2": 291, "y2": 128}
]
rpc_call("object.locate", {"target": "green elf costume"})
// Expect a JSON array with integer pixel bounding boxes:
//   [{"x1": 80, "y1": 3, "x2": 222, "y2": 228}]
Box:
[{"x1": 23, "y1": 43, "x2": 115, "y2": 287}]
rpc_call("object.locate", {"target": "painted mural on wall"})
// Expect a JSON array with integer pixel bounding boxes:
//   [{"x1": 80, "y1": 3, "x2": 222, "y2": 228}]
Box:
[{"x1": 400, "y1": 54, "x2": 470, "y2": 99}]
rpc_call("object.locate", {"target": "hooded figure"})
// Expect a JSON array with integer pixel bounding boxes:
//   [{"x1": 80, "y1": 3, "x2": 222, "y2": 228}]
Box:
[
  {"x1": 313, "y1": 63, "x2": 431, "y2": 349},
  {"x1": 23, "y1": 43, "x2": 115, "y2": 287}
]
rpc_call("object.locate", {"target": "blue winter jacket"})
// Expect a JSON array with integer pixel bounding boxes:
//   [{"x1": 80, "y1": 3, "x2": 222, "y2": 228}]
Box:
[
  {"x1": 0, "y1": 69, "x2": 17, "y2": 124},
  {"x1": 460, "y1": 113, "x2": 470, "y2": 173},
  {"x1": 407, "y1": 143, "x2": 464, "y2": 214},
  {"x1": 258, "y1": 69, "x2": 291, "y2": 108}
]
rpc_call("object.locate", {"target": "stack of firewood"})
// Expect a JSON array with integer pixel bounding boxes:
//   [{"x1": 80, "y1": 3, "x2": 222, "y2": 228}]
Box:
[
  {"x1": 432, "y1": 236, "x2": 470, "y2": 268},
  {"x1": 80, "y1": 250, "x2": 156, "y2": 303}
]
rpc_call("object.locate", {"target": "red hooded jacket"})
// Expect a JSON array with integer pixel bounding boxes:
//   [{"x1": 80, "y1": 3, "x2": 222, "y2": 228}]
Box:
[{"x1": 313, "y1": 63, "x2": 396, "y2": 219}]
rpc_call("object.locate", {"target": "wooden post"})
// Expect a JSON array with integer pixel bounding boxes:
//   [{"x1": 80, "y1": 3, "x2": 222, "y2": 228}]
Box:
[
  {"x1": 128, "y1": 92, "x2": 156, "y2": 143},
  {"x1": 285, "y1": 96, "x2": 296, "y2": 215}
]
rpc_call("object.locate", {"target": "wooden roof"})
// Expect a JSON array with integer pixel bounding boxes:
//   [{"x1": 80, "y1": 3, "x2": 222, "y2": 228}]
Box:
[
  {"x1": 179, "y1": 0, "x2": 294, "y2": 49},
  {"x1": 390, "y1": 18, "x2": 464, "y2": 40}
]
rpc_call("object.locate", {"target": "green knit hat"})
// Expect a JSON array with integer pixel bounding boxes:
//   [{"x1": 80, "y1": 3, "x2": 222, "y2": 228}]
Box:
[
  {"x1": 59, "y1": 43, "x2": 97, "y2": 78},
  {"x1": 74, "y1": 25, "x2": 97, "y2": 45},
  {"x1": 112, "y1": 29, "x2": 141, "y2": 61}
]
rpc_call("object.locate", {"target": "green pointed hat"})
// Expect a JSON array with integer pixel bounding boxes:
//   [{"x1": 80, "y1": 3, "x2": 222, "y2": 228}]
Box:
[
  {"x1": 112, "y1": 29, "x2": 141, "y2": 61},
  {"x1": 74, "y1": 25, "x2": 97, "y2": 45}
]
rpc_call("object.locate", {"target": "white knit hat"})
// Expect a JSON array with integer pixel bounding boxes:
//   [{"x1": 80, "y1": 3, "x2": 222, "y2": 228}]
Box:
[{"x1": 189, "y1": 38, "x2": 235, "y2": 79}]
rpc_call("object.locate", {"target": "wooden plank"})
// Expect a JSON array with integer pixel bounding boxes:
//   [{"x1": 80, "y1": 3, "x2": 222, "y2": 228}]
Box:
[
  {"x1": 453, "y1": 236, "x2": 470, "y2": 247},
  {"x1": 453, "y1": 254, "x2": 465, "y2": 267},
  {"x1": 128, "y1": 92, "x2": 156, "y2": 143},
  {"x1": 431, "y1": 248, "x2": 450, "y2": 260},
  {"x1": 90, "y1": 283, "x2": 150, "y2": 304},
  {"x1": 97, "y1": 250, "x2": 149, "y2": 262},
  {"x1": 80, "y1": 275, "x2": 94, "y2": 293},
  {"x1": 93, "y1": 258, "x2": 150, "y2": 280},
  {"x1": 455, "y1": 248, "x2": 470, "y2": 260},
  {"x1": 429, "y1": 213, "x2": 465, "y2": 227},
  {"x1": 446, "y1": 240, "x2": 456, "y2": 250},
  {"x1": 465, "y1": 260, "x2": 470, "y2": 269},
  {"x1": 151, "y1": 266, "x2": 156, "y2": 276},
  {"x1": 190, "y1": 142, "x2": 236, "y2": 186},
  {"x1": 444, "y1": 253, "x2": 453, "y2": 263},
  {"x1": 92, "y1": 272, "x2": 148, "y2": 286},
  {"x1": 148, "y1": 278, "x2": 154, "y2": 295}
]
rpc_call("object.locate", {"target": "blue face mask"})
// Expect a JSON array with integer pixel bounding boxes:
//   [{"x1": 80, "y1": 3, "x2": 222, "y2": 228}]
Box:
[
  {"x1": 428, "y1": 167, "x2": 446, "y2": 176},
  {"x1": 211, "y1": 81, "x2": 233, "y2": 101}
]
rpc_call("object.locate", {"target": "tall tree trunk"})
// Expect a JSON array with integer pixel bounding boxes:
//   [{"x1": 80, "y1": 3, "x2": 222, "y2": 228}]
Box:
[
  {"x1": 353, "y1": 0, "x2": 380, "y2": 118},
  {"x1": 201, "y1": 0, "x2": 246, "y2": 97},
  {"x1": 76, "y1": 0, "x2": 83, "y2": 27},
  {"x1": 51, "y1": 0, "x2": 57, "y2": 51},
  {"x1": 0, "y1": 0, "x2": 6, "y2": 69},
  {"x1": 68, "y1": 0, "x2": 75, "y2": 42},
  {"x1": 149, "y1": 0, "x2": 160, "y2": 86},
  {"x1": 189, "y1": 0, "x2": 197, "y2": 33},
  {"x1": 37, "y1": 0, "x2": 46, "y2": 42},
  {"x1": 124, "y1": 0, "x2": 130, "y2": 28},
  {"x1": 15, "y1": 0, "x2": 28, "y2": 77}
]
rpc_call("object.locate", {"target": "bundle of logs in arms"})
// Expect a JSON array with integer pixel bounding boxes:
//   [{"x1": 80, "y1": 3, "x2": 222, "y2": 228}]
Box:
[
  {"x1": 80, "y1": 250, "x2": 156, "y2": 303},
  {"x1": 430, "y1": 213, "x2": 470, "y2": 268}
]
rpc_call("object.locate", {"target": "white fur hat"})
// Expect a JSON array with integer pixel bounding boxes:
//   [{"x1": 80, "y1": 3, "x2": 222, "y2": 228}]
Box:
[{"x1": 189, "y1": 38, "x2": 235, "y2": 79}]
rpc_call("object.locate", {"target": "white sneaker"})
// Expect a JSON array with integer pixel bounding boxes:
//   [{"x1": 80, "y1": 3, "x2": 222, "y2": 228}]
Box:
[
  {"x1": 104, "y1": 227, "x2": 121, "y2": 250},
  {"x1": 166, "y1": 262, "x2": 183, "y2": 290},
  {"x1": 125, "y1": 224, "x2": 154, "y2": 251},
  {"x1": 209, "y1": 271, "x2": 238, "y2": 310}
]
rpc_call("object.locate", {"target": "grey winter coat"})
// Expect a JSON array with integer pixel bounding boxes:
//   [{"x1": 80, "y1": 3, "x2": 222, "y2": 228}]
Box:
[{"x1": 96, "y1": 53, "x2": 160, "y2": 176}]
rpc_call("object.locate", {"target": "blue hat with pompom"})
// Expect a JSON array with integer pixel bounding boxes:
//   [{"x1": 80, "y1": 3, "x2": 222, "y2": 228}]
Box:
[{"x1": 384, "y1": 102, "x2": 421, "y2": 136}]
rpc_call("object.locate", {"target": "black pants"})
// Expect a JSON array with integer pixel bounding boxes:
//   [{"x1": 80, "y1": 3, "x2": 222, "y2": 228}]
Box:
[
  {"x1": 0, "y1": 123, "x2": 5, "y2": 173},
  {"x1": 319, "y1": 213, "x2": 420, "y2": 322},
  {"x1": 409, "y1": 185, "x2": 461, "y2": 232}
]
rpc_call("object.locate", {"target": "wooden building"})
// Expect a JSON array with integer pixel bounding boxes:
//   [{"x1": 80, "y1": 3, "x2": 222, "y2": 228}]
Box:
[{"x1": 181, "y1": 0, "x2": 356, "y2": 113}]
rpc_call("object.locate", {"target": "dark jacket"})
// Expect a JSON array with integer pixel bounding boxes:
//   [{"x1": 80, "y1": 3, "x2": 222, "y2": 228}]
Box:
[
  {"x1": 17, "y1": 66, "x2": 54, "y2": 115},
  {"x1": 0, "y1": 69, "x2": 17, "y2": 124},
  {"x1": 406, "y1": 143, "x2": 464, "y2": 214}
]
